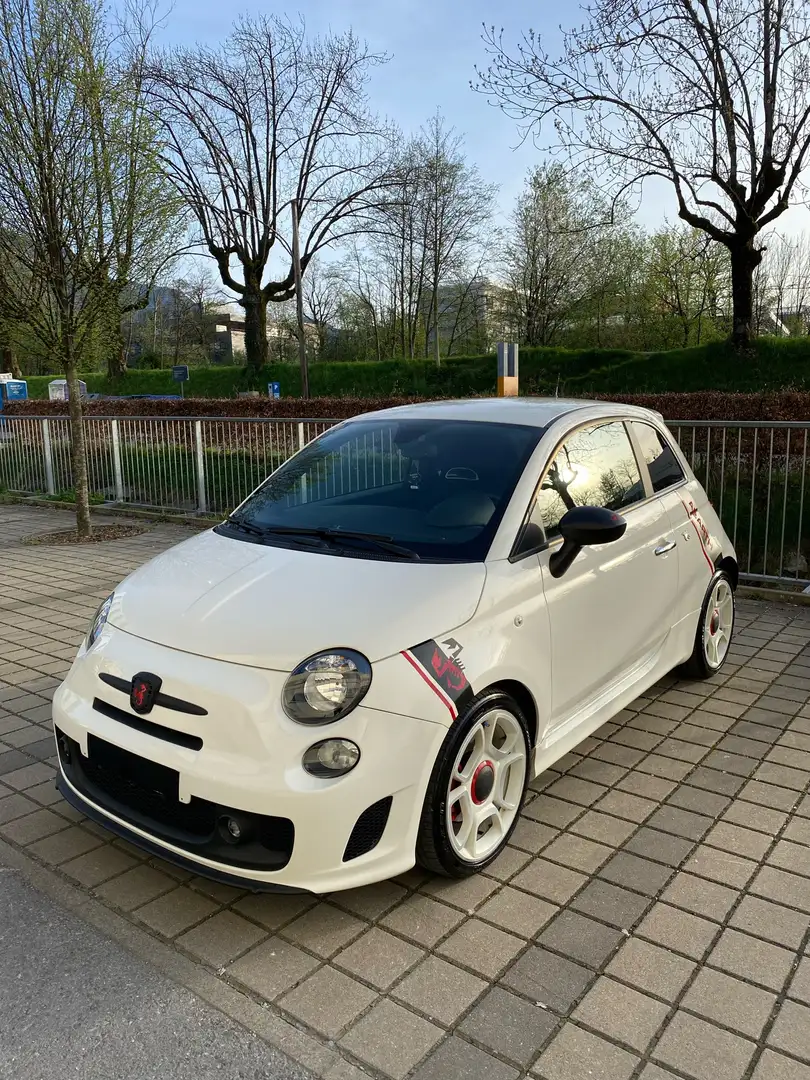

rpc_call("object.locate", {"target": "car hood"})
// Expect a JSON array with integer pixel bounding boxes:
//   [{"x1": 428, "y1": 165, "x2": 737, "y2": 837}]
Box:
[{"x1": 108, "y1": 529, "x2": 486, "y2": 671}]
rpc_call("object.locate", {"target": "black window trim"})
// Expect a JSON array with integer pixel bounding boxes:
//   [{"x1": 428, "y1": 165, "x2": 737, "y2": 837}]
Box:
[
  {"x1": 508, "y1": 414, "x2": 686, "y2": 564},
  {"x1": 626, "y1": 418, "x2": 687, "y2": 498}
]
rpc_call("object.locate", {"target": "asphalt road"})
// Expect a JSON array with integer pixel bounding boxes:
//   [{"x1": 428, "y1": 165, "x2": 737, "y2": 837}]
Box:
[{"x1": 0, "y1": 862, "x2": 312, "y2": 1080}]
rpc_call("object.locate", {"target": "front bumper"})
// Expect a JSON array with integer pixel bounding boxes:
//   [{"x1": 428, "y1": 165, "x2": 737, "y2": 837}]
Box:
[{"x1": 52, "y1": 626, "x2": 447, "y2": 893}]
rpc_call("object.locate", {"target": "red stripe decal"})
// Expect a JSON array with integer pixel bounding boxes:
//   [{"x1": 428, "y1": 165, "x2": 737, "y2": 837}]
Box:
[
  {"x1": 401, "y1": 650, "x2": 457, "y2": 718},
  {"x1": 689, "y1": 518, "x2": 715, "y2": 574}
]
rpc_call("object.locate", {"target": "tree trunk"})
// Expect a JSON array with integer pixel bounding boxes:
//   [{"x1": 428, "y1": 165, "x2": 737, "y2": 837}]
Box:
[
  {"x1": 2, "y1": 344, "x2": 20, "y2": 379},
  {"x1": 106, "y1": 342, "x2": 127, "y2": 378},
  {"x1": 729, "y1": 243, "x2": 763, "y2": 349},
  {"x1": 65, "y1": 360, "x2": 92, "y2": 540},
  {"x1": 242, "y1": 286, "x2": 268, "y2": 371},
  {"x1": 432, "y1": 280, "x2": 441, "y2": 367}
]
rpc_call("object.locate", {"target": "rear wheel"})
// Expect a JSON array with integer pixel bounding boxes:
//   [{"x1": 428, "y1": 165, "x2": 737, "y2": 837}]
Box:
[
  {"x1": 677, "y1": 570, "x2": 735, "y2": 679},
  {"x1": 416, "y1": 690, "x2": 530, "y2": 877}
]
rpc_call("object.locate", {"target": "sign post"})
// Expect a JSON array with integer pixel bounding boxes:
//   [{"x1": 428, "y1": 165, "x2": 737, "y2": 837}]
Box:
[
  {"x1": 496, "y1": 343, "x2": 519, "y2": 397},
  {"x1": 172, "y1": 365, "x2": 189, "y2": 399}
]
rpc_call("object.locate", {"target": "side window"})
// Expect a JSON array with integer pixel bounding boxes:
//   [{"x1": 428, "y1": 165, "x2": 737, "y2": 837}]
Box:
[
  {"x1": 631, "y1": 422, "x2": 685, "y2": 493},
  {"x1": 524, "y1": 422, "x2": 645, "y2": 543}
]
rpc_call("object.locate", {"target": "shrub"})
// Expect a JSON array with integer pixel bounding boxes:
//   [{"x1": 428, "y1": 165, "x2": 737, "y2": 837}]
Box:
[
  {"x1": 13, "y1": 336, "x2": 810, "y2": 402},
  {"x1": 8, "y1": 389, "x2": 810, "y2": 421}
]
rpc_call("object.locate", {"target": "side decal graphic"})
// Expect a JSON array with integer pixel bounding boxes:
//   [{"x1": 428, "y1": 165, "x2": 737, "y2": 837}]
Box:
[
  {"x1": 402, "y1": 639, "x2": 475, "y2": 720},
  {"x1": 681, "y1": 497, "x2": 715, "y2": 575}
]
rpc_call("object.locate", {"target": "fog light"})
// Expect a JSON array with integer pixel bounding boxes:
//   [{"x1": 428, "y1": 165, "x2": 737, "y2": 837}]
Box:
[
  {"x1": 302, "y1": 739, "x2": 360, "y2": 778},
  {"x1": 217, "y1": 814, "x2": 251, "y2": 845}
]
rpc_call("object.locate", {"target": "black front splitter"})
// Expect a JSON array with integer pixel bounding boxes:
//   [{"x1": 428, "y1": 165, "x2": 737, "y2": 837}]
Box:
[{"x1": 55, "y1": 773, "x2": 312, "y2": 895}]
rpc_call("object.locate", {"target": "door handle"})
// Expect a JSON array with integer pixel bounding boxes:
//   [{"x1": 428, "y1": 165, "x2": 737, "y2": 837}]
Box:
[{"x1": 654, "y1": 540, "x2": 677, "y2": 556}]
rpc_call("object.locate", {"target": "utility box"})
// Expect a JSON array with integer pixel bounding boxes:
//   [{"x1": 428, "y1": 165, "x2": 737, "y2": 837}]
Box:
[
  {"x1": 0, "y1": 379, "x2": 27, "y2": 411},
  {"x1": 49, "y1": 378, "x2": 86, "y2": 401}
]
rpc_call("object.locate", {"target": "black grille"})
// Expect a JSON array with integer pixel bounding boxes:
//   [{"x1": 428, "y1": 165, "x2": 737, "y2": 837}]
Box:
[
  {"x1": 343, "y1": 796, "x2": 393, "y2": 861},
  {"x1": 93, "y1": 698, "x2": 203, "y2": 751},
  {"x1": 56, "y1": 729, "x2": 294, "y2": 870},
  {"x1": 83, "y1": 734, "x2": 213, "y2": 835}
]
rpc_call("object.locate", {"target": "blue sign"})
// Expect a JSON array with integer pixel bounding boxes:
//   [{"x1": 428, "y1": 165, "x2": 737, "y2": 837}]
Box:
[
  {"x1": 269, "y1": 381, "x2": 281, "y2": 399},
  {"x1": 4, "y1": 380, "x2": 27, "y2": 400},
  {"x1": 0, "y1": 379, "x2": 27, "y2": 412},
  {"x1": 172, "y1": 365, "x2": 189, "y2": 382}
]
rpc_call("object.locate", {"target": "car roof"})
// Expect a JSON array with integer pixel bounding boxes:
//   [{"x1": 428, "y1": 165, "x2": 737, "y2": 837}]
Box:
[{"x1": 352, "y1": 397, "x2": 662, "y2": 429}]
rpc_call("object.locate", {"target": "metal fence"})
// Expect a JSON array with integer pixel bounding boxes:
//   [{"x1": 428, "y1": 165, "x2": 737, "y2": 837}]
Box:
[
  {"x1": 0, "y1": 416, "x2": 336, "y2": 516},
  {"x1": 0, "y1": 415, "x2": 808, "y2": 588}
]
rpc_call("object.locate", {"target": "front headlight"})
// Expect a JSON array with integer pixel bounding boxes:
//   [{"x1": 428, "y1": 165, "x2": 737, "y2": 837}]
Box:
[
  {"x1": 283, "y1": 649, "x2": 371, "y2": 725},
  {"x1": 86, "y1": 594, "x2": 113, "y2": 650}
]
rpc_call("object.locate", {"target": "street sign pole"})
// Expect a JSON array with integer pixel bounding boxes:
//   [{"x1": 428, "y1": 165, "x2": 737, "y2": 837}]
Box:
[{"x1": 172, "y1": 365, "x2": 190, "y2": 396}]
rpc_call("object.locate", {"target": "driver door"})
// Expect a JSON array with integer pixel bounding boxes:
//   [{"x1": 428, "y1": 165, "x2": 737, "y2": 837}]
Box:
[{"x1": 530, "y1": 420, "x2": 679, "y2": 726}]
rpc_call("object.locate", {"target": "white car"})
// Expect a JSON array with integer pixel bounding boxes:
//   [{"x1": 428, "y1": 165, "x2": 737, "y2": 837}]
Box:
[{"x1": 53, "y1": 399, "x2": 737, "y2": 893}]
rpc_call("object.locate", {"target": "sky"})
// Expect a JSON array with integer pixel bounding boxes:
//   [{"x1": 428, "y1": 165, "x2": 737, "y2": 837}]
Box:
[{"x1": 157, "y1": 0, "x2": 810, "y2": 254}]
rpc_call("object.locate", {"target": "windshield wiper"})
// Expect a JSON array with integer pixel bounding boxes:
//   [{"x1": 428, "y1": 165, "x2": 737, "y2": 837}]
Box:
[
  {"x1": 223, "y1": 518, "x2": 326, "y2": 548},
  {"x1": 246, "y1": 524, "x2": 419, "y2": 560},
  {"x1": 316, "y1": 528, "x2": 420, "y2": 561},
  {"x1": 224, "y1": 515, "x2": 267, "y2": 538},
  {"x1": 224, "y1": 519, "x2": 419, "y2": 560}
]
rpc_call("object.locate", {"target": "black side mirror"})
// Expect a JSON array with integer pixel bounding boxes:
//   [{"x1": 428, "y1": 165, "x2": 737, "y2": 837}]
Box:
[{"x1": 549, "y1": 505, "x2": 627, "y2": 579}]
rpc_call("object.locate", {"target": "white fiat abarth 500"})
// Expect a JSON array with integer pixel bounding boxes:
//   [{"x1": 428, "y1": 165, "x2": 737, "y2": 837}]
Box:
[{"x1": 53, "y1": 398, "x2": 737, "y2": 894}]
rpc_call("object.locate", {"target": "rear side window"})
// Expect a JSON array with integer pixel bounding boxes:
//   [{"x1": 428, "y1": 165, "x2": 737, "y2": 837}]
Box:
[{"x1": 631, "y1": 422, "x2": 685, "y2": 492}]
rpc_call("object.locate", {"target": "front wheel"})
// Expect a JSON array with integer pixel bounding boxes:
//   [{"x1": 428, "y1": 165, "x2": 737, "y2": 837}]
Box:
[
  {"x1": 416, "y1": 690, "x2": 530, "y2": 878},
  {"x1": 677, "y1": 570, "x2": 735, "y2": 680}
]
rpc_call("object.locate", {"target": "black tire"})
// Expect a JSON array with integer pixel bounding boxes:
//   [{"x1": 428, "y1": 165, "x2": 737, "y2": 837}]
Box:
[
  {"x1": 415, "y1": 689, "x2": 531, "y2": 878},
  {"x1": 677, "y1": 569, "x2": 735, "y2": 680}
]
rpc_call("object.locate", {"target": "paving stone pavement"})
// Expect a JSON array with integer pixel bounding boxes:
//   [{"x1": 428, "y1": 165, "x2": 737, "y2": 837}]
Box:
[{"x1": 2, "y1": 504, "x2": 810, "y2": 1080}]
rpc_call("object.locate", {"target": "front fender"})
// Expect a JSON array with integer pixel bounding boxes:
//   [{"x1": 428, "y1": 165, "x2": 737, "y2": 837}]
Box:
[{"x1": 364, "y1": 559, "x2": 552, "y2": 740}]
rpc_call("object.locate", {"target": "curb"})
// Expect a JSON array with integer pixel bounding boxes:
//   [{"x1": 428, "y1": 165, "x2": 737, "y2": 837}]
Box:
[{"x1": 0, "y1": 835, "x2": 347, "y2": 1078}]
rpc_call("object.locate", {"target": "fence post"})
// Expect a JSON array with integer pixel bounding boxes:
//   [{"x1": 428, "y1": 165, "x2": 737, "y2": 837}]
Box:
[
  {"x1": 41, "y1": 419, "x2": 55, "y2": 496},
  {"x1": 111, "y1": 420, "x2": 124, "y2": 502},
  {"x1": 297, "y1": 422, "x2": 305, "y2": 451},
  {"x1": 194, "y1": 420, "x2": 207, "y2": 513}
]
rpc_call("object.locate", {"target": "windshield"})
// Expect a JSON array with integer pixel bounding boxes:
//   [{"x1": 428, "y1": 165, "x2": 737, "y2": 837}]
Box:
[{"x1": 220, "y1": 417, "x2": 543, "y2": 562}]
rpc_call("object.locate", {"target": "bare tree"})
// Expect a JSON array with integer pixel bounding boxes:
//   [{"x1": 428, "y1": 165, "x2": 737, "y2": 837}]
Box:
[
  {"x1": 0, "y1": 0, "x2": 174, "y2": 537},
  {"x1": 301, "y1": 261, "x2": 341, "y2": 356},
  {"x1": 420, "y1": 113, "x2": 495, "y2": 364},
  {"x1": 764, "y1": 231, "x2": 810, "y2": 332},
  {"x1": 371, "y1": 145, "x2": 430, "y2": 358},
  {"x1": 336, "y1": 245, "x2": 388, "y2": 362},
  {"x1": 477, "y1": 0, "x2": 810, "y2": 348},
  {"x1": 146, "y1": 15, "x2": 396, "y2": 381}
]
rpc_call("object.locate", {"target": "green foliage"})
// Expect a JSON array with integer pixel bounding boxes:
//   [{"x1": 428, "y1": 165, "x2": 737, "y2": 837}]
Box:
[
  {"x1": 45, "y1": 489, "x2": 105, "y2": 505},
  {"x1": 15, "y1": 335, "x2": 810, "y2": 402}
]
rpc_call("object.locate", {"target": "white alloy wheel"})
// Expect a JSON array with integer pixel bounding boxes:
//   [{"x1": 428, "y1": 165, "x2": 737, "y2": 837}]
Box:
[
  {"x1": 703, "y1": 577, "x2": 734, "y2": 669},
  {"x1": 445, "y1": 707, "x2": 528, "y2": 863}
]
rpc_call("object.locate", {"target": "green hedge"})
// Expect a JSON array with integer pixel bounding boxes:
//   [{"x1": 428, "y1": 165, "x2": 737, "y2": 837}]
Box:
[{"x1": 20, "y1": 336, "x2": 810, "y2": 400}]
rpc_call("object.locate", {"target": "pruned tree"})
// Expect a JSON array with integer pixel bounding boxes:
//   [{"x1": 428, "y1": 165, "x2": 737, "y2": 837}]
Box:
[
  {"x1": 146, "y1": 15, "x2": 396, "y2": 380},
  {"x1": 0, "y1": 0, "x2": 176, "y2": 537},
  {"x1": 477, "y1": 0, "x2": 810, "y2": 348}
]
